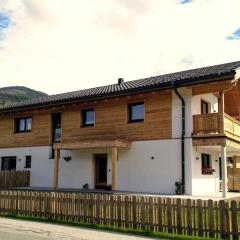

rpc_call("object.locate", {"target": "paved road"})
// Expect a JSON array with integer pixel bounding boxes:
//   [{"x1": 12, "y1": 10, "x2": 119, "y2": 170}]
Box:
[{"x1": 0, "y1": 217, "x2": 159, "y2": 240}]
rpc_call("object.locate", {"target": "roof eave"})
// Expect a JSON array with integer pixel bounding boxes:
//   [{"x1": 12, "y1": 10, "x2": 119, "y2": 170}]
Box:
[{"x1": 0, "y1": 71, "x2": 236, "y2": 114}]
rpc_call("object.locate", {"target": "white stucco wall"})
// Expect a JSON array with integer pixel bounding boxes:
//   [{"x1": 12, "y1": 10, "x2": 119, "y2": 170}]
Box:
[
  {"x1": 0, "y1": 146, "x2": 54, "y2": 187},
  {"x1": 0, "y1": 140, "x2": 184, "y2": 194},
  {"x1": 117, "y1": 140, "x2": 182, "y2": 194},
  {"x1": 191, "y1": 147, "x2": 220, "y2": 195},
  {"x1": 172, "y1": 87, "x2": 193, "y2": 138},
  {"x1": 172, "y1": 88, "x2": 221, "y2": 195},
  {"x1": 192, "y1": 93, "x2": 218, "y2": 115},
  {"x1": 58, "y1": 148, "x2": 112, "y2": 189}
]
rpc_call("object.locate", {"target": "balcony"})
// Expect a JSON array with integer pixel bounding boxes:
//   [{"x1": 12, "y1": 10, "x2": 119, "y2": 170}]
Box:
[{"x1": 193, "y1": 113, "x2": 240, "y2": 142}]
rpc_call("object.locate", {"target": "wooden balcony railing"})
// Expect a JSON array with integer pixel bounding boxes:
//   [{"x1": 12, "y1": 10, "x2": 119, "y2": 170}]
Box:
[
  {"x1": 193, "y1": 113, "x2": 219, "y2": 135},
  {"x1": 193, "y1": 113, "x2": 240, "y2": 142},
  {"x1": 224, "y1": 113, "x2": 240, "y2": 141}
]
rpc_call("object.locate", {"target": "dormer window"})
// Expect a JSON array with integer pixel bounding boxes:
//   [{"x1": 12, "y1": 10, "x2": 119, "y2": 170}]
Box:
[{"x1": 15, "y1": 117, "x2": 32, "y2": 133}]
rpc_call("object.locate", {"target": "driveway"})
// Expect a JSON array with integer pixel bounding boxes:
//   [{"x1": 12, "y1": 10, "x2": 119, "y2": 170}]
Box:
[{"x1": 0, "y1": 217, "x2": 160, "y2": 240}]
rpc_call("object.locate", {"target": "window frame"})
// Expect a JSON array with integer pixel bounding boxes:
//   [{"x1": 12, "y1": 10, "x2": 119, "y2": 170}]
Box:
[
  {"x1": 15, "y1": 116, "x2": 32, "y2": 133},
  {"x1": 201, "y1": 153, "x2": 212, "y2": 175},
  {"x1": 1, "y1": 156, "x2": 17, "y2": 170},
  {"x1": 201, "y1": 100, "x2": 210, "y2": 114},
  {"x1": 25, "y1": 155, "x2": 32, "y2": 169},
  {"x1": 81, "y1": 108, "x2": 95, "y2": 127},
  {"x1": 128, "y1": 102, "x2": 145, "y2": 123},
  {"x1": 51, "y1": 112, "x2": 62, "y2": 143}
]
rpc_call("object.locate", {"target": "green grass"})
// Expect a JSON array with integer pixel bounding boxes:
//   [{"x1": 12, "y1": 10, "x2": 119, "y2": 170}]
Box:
[{"x1": 0, "y1": 213, "x2": 215, "y2": 240}]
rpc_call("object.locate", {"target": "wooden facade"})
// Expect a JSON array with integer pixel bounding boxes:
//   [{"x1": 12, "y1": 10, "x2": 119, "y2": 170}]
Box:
[{"x1": 0, "y1": 90, "x2": 172, "y2": 148}]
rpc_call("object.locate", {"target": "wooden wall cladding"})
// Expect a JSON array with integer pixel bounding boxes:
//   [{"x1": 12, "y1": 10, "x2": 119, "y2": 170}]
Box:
[
  {"x1": 0, "y1": 90, "x2": 172, "y2": 148},
  {"x1": 0, "y1": 111, "x2": 51, "y2": 148},
  {"x1": 62, "y1": 90, "x2": 172, "y2": 142}
]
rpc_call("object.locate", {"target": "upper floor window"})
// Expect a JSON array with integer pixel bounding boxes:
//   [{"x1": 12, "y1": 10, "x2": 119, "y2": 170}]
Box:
[
  {"x1": 128, "y1": 102, "x2": 144, "y2": 123},
  {"x1": 82, "y1": 108, "x2": 95, "y2": 127},
  {"x1": 15, "y1": 117, "x2": 32, "y2": 133},
  {"x1": 201, "y1": 100, "x2": 210, "y2": 114},
  {"x1": 52, "y1": 113, "x2": 61, "y2": 142}
]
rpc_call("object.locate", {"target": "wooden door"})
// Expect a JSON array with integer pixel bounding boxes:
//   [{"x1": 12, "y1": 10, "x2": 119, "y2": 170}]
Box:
[{"x1": 95, "y1": 154, "x2": 107, "y2": 189}]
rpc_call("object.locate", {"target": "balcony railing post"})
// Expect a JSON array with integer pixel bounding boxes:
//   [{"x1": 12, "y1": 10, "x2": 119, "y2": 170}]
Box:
[{"x1": 218, "y1": 91, "x2": 225, "y2": 134}]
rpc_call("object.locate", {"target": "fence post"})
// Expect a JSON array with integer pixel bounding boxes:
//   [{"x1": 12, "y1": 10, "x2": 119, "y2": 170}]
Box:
[
  {"x1": 125, "y1": 195, "x2": 129, "y2": 229},
  {"x1": 197, "y1": 199, "x2": 203, "y2": 237},
  {"x1": 186, "y1": 199, "x2": 192, "y2": 235},
  {"x1": 176, "y1": 198, "x2": 182, "y2": 234},
  {"x1": 219, "y1": 200, "x2": 227, "y2": 239},
  {"x1": 140, "y1": 196, "x2": 145, "y2": 230},
  {"x1": 231, "y1": 201, "x2": 238, "y2": 240},
  {"x1": 132, "y1": 196, "x2": 137, "y2": 229},
  {"x1": 208, "y1": 199, "x2": 214, "y2": 238},
  {"x1": 157, "y1": 198, "x2": 163, "y2": 232},
  {"x1": 167, "y1": 198, "x2": 173, "y2": 233}
]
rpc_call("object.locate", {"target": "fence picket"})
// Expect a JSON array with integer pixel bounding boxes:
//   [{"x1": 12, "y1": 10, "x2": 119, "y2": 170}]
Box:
[
  {"x1": 208, "y1": 199, "x2": 214, "y2": 238},
  {"x1": 219, "y1": 200, "x2": 227, "y2": 239},
  {"x1": 231, "y1": 201, "x2": 238, "y2": 240}
]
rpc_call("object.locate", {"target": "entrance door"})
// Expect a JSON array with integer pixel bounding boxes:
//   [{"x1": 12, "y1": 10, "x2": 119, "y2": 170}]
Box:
[
  {"x1": 95, "y1": 154, "x2": 107, "y2": 189},
  {"x1": 1, "y1": 157, "x2": 16, "y2": 170}
]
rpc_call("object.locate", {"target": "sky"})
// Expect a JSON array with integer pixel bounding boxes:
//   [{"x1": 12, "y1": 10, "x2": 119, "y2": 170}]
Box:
[{"x1": 0, "y1": 0, "x2": 239, "y2": 95}]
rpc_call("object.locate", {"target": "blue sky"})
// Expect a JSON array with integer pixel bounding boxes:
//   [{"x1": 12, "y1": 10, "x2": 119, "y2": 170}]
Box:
[
  {"x1": 0, "y1": 0, "x2": 239, "y2": 94},
  {"x1": 227, "y1": 28, "x2": 240, "y2": 40},
  {"x1": 180, "y1": 0, "x2": 192, "y2": 4},
  {"x1": 0, "y1": 11, "x2": 10, "y2": 39}
]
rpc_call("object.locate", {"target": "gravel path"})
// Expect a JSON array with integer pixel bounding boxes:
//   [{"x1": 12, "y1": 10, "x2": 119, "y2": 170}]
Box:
[{"x1": 0, "y1": 217, "x2": 160, "y2": 240}]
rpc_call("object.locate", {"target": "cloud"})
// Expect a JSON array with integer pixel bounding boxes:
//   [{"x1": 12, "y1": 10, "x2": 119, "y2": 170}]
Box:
[
  {"x1": 0, "y1": 0, "x2": 239, "y2": 94},
  {"x1": 227, "y1": 28, "x2": 240, "y2": 40},
  {"x1": 97, "y1": 0, "x2": 153, "y2": 33}
]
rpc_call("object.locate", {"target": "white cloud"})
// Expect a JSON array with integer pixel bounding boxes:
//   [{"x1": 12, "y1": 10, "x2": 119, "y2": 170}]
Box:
[{"x1": 0, "y1": 0, "x2": 239, "y2": 94}]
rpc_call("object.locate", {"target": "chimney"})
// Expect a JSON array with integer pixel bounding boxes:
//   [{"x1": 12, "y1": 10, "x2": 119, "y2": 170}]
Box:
[{"x1": 118, "y1": 78, "x2": 124, "y2": 85}]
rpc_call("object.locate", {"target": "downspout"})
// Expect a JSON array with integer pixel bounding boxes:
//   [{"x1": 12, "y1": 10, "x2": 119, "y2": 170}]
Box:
[{"x1": 174, "y1": 86, "x2": 186, "y2": 194}]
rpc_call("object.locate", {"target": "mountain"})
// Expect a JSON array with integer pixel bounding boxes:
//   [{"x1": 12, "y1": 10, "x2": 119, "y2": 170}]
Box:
[{"x1": 0, "y1": 86, "x2": 48, "y2": 105}]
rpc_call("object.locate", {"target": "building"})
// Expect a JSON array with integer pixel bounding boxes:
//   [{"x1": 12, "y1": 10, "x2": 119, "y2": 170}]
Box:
[{"x1": 0, "y1": 61, "x2": 240, "y2": 197}]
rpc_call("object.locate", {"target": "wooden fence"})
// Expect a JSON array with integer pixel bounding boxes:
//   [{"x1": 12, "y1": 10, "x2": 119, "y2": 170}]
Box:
[
  {"x1": 0, "y1": 171, "x2": 30, "y2": 189},
  {"x1": 0, "y1": 191, "x2": 239, "y2": 239}
]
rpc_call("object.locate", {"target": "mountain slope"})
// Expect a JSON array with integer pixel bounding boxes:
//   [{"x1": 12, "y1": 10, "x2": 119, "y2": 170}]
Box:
[{"x1": 0, "y1": 86, "x2": 48, "y2": 105}]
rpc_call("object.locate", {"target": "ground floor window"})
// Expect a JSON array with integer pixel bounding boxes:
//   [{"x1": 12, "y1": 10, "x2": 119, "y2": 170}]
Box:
[
  {"x1": 1, "y1": 156, "x2": 16, "y2": 170},
  {"x1": 25, "y1": 155, "x2": 32, "y2": 168},
  {"x1": 201, "y1": 153, "x2": 214, "y2": 175}
]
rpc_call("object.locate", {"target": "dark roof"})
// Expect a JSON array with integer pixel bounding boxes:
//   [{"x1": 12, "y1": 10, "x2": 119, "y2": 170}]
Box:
[{"x1": 1, "y1": 60, "x2": 240, "y2": 112}]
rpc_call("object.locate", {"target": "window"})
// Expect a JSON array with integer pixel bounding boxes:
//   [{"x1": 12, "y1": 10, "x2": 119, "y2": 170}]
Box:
[
  {"x1": 25, "y1": 155, "x2": 31, "y2": 168},
  {"x1": 52, "y1": 113, "x2": 61, "y2": 142},
  {"x1": 201, "y1": 154, "x2": 212, "y2": 174},
  {"x1": 1, "y1": 157, "x2": 16, "y2": 170},
  {"x1": 82, "y1": 108, "x2": 95, "y2": 127},
  {"x1": 15, "y1": 117, "x2": 32, "y2": 132},
  {"x1": 201, "y1": 100, "x2": 209, "y2": 114},
  {"x1": 128, "y1": 102, "x2": 144, "y2": 123}
]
